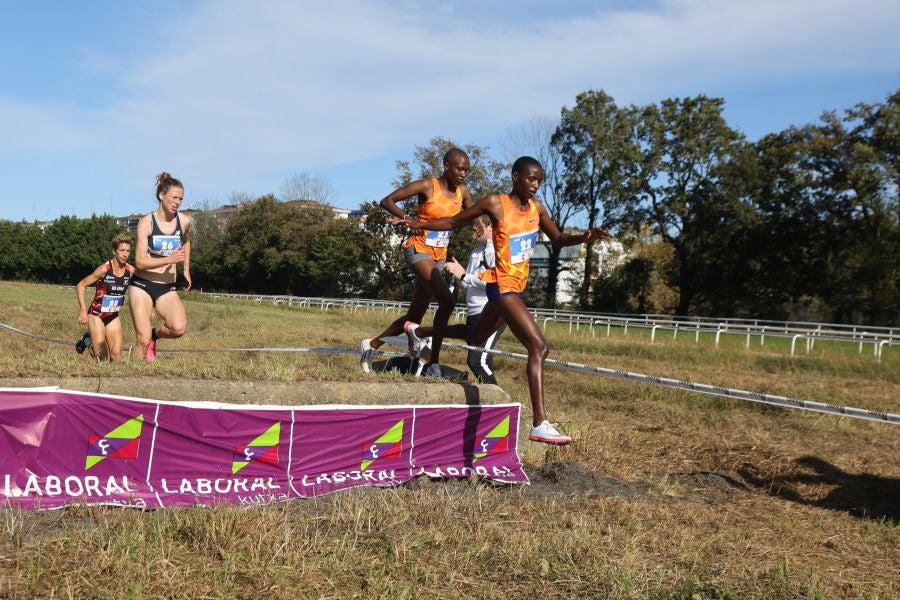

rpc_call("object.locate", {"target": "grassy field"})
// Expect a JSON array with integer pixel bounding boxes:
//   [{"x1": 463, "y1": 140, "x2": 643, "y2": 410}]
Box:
[{"x1": 0, "y1": 280, "x2": 898, "y2": 599}]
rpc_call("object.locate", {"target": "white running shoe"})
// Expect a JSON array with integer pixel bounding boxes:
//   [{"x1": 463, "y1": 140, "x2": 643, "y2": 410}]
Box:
[
  {"x1": 403, "y1": 321, "x2": 430, "y2": 357},
  {"x1": 528, "y1": 420, "x2": 572, "y2": 445},
  {"x1": 359, "y1": 339, "x2": 375, "y2": 374}
]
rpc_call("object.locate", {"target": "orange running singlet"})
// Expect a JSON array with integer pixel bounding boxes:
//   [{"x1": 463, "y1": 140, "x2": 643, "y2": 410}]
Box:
[
  {"x1": 402, "y1": 178, "x2": 463, "y2": 261},
  {"x1": 481, "y1": 194, "x2": 540, "y2": 293}
]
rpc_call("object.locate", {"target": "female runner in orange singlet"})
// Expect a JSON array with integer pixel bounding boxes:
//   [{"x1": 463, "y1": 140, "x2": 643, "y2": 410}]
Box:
[
  {"x1": 394, "y1": 157, "x2": 610, "y2": 445},
  {"x1": 359, "y1": 148, "x2": 473, "y2": 375}
]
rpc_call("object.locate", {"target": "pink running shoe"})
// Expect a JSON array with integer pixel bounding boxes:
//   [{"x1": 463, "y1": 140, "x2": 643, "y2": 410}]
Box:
[{"x1": 145, "y1": 339, "x2": 157, "y2": 362}]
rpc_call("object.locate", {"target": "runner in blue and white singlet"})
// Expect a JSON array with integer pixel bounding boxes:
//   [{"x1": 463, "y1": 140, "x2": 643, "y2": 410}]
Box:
[{"x1": 129, "y1": 172, "x2": 192, "y2": 361}]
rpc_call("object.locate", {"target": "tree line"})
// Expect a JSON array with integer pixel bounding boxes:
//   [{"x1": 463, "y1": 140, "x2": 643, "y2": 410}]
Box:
[{"x1": 2, "y1": 89, "x2": 897, "y2": 326}]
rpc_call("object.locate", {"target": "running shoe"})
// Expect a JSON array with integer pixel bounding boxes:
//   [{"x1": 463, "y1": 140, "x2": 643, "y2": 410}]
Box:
[
  {"x1": 360, "y1": 338, "x2": 375, "y2": 374},
  {"x1": 402, "y1": 321, "x2": 431, "y2": 357},
  {"x1": 146, "y1": 339, "x2": 157, "y2": 362},
  {"x1": 528, "y1": 420, "x2": 572, "y2": 445},
  {"x1": 75, "y1": 332, "x2": 91, "y2": 355}
]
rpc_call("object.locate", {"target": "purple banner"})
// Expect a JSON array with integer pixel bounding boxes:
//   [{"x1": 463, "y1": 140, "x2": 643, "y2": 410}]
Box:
[{"x1": 0, "y1": 388, "x2": 527, "y2": 509}]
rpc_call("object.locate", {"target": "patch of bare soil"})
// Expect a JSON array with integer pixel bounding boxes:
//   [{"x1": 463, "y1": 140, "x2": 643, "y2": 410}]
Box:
[{"x1": 522, "y1": 461, "x2": 652, "y2": 499}]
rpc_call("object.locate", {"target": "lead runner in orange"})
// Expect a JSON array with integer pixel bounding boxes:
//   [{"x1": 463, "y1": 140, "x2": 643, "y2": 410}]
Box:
[{"x1": 393, "y1": 156, "x2": 610, "y2": 444}]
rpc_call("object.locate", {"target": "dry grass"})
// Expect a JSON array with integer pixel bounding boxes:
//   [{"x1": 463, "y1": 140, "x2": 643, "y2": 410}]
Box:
[{"x1": 0, "y1": 280, "x2": 898, "y2": 598}]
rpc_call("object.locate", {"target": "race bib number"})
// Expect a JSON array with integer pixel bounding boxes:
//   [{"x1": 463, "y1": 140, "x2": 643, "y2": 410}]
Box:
[
  {"x1": 100, "y1": 295, "x2": 124, "y2": 313},
  {"x1": 151, "y1": 235, "x2": 182, "y2": 256},
  {"x1": 509, "y1": 229, "x2": 539, "y2": 264},
  {"x1": 424, "y1": 230, "x2": 450, "y2": 248}
]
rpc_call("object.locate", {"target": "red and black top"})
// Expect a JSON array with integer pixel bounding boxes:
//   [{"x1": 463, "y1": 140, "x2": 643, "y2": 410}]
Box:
[{"x1": 89, "y1": 261, "x2": 134, "y2": 318}]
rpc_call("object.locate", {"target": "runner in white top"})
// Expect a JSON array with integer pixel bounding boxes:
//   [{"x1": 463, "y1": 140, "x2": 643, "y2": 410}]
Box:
[{"x1": 444, "y1": 215, "x2": 505, "y2": 384}]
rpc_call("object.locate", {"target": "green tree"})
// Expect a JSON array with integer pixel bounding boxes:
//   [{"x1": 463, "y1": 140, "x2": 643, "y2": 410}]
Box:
[
  {"x1": 790, "y1": 93, "x2": 900, "y2": 324},
  {"x1": 392, "y1": 136, "x2": 506, "y2": 199},
  {"x1": 553, "y1": 90, "x2": 640, "y2": 307},
  {"x1": 357, "y1": 201, "x2": 409, "y2": 299},
  {"x1": 634, "y1": 96, "x2": 746, "y2": 316},
  {"x1": 217, "y1": 196, "x2": 372, "y2": 297},
  {"x1": 187, "y1": 202, "x2": 228, "y2": 292},
  {"x1": 0, "y1": 222, "x2": 42, "y2": 280},
  {"x1": 507, "y1": 116, "x2": 584, "y2": 307},
  {"x1": 592, "y1": 224, "x2": 678, "y2": 314},
  {"x1": 40, "y1": 215, "x2": 124, "y2": 283}
]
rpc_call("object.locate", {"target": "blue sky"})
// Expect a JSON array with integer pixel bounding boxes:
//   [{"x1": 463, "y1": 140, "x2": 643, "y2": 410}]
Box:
[{"x1": 1, "y1": 0, "x2": 898, "y2": 222}]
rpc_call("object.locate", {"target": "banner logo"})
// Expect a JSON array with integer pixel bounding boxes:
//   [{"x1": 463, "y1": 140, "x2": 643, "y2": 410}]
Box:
[
  {"x1": 85, "y1": 414, "x2": 145, "y2": 471},
  {"x1": 474, "y1": 416, "x2": 509, "y2": 461},
  {"x1": 232, "y1": 422, "x2": 281, "y2": 474},
  {"x1": 360, "y1": 419, "x2": 404, "y2": 471}
]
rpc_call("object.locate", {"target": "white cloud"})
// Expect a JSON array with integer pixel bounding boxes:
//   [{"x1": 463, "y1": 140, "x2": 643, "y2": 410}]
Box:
[
  {"x1": 1, "y1": 0, "x2": 897, "y2": 217},
  {"x1": 106, "y1": 0, "x2": 900, "y2": 164}
]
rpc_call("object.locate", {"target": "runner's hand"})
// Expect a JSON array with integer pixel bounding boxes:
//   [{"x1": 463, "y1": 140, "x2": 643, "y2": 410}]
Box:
[
  {"x1": 386, "y1": 215, "x2": 412, "y2": 226},
  {"x1": 168, "y1": 247, "x2": 186, "y2": 265},
  {"x1": 387, "y1": 214, "x2": 424, "y2": 234},
  {"x1": 445, "y1": 257, "x2": 465, "y2": 279},
  {"x1": 583, "y1": 227, "x2": 611, "y2": 242}
]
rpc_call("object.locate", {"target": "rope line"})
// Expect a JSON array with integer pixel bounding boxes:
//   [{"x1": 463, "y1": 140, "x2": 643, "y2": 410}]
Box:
[
  {"x1": 443, "y1": 343, "x2": 899, "y2": 425},
  {"x1": 0, "y1": 322, "x2": 72, "y2": 346},
  {"x1": 2, "y1": 321, "x2": 896, "y2": 425}
]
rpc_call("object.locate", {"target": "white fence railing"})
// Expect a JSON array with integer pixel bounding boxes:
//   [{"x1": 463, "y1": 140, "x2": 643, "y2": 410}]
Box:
[{"x1": 199, "y1": 292, "x2": 898, "y2": 361}]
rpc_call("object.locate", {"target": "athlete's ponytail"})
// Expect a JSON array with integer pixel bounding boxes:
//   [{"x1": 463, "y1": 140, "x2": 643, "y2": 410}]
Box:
[{"x1": 155, "y1": 171, "x2": 184, "y2": 200}]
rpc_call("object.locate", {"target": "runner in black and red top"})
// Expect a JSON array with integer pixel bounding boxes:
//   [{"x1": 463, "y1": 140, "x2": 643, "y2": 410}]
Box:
[{"x1": 75, "y1": 233, "x2": 135, "y2": 361}]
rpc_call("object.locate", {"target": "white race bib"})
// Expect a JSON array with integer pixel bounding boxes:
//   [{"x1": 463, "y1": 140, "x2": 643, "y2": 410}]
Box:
[
  {"x1": 151, "y1": 235, "x2": 182, "y2": 256},
  {"x1": 509, "y1": 229, "x2": 539, "y2": 264},
  {"x1": 424, "y1": 230, "x2": 451, "y2": 248},
  {"x1": 100, "y1": 295, "x2": 124, "y2": 313}
]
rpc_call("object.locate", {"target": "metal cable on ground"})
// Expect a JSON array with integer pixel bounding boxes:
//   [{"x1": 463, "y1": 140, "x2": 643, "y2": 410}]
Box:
[
  {"x1": 162, "y1": 347, "x2": 404, "y2": 356},
  {"x1": 0, "y1": 322, "x2": 73, "y2": 346},
  {"x1": 444, "y1": 342, "x2": 899, "y2": 425},
  {"x1": 3, "y1": 321, "x2": 897, "y2": 425}
]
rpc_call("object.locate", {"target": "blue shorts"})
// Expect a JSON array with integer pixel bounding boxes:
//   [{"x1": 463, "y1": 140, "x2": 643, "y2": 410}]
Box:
[{"x1": 486, "y1": 282, "x2": 522, "y2": 303}]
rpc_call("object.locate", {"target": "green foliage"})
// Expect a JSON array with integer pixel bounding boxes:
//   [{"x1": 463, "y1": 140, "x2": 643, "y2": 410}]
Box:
[
  {"x1": 210, "y1": 195, "x2": 374, "y2": 297},
  {"x1": 594, "y1": 256, "x2": 655, "y2": 313},
  {"x1": 187, "y1": 206, "x2": 228, "y2": 292},
  {"x1": 732, "y1": 91, "x2": 900, "y2": 324},
  {"x1": 636, "y1": 95, "x2": 747, "y2": 316},
  {"x1": 1, "y1": 89, "x2": 898, "y2": 324},
  {"x1": 0, "y1": 215, "x2": 124, "y2": 283},
  {"x1": 392, "y1": 135, "x2": 507, "y2": 201},
  {"x1": 357, "y1": 201, "x2": 410, "y2": 299},
  {"x1": 554, "y1": 90, "x2": 641, "y2": 307}
]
